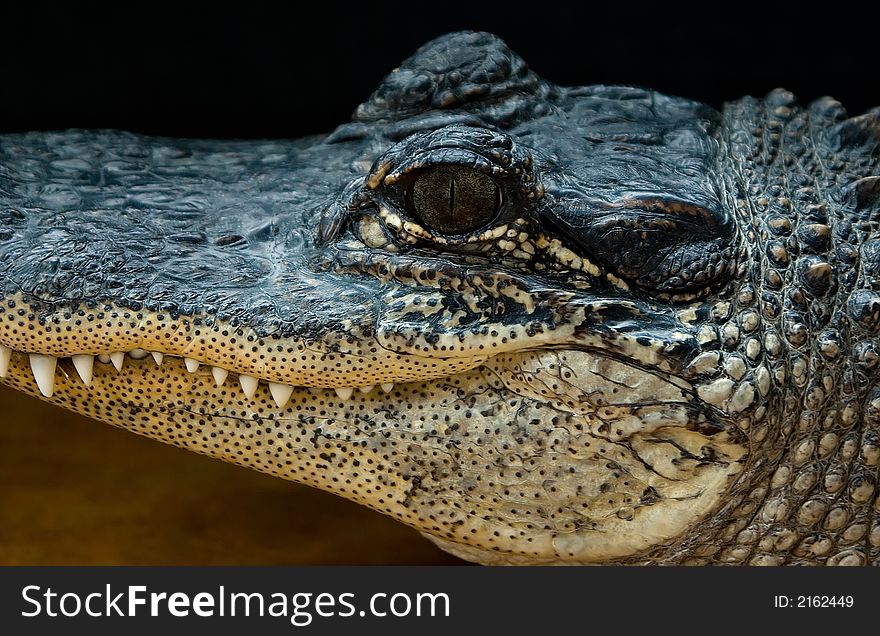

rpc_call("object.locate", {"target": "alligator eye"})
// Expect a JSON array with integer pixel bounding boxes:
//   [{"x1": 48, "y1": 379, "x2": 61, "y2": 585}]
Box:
[{"x1": 408, "y1": 165, "x2": 500, "y2": 234}]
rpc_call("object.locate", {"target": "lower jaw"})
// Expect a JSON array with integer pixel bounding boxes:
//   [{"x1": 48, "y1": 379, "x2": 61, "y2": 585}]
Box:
[
  {"x1": 0, "y1": 347, "x2": 746, "y2": 564},
  {"x1": 0, "y1": 347, "x2": 507, "y2": 477}
]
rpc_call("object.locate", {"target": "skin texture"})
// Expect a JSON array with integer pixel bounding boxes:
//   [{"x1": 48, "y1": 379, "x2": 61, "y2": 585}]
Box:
[{"x1": 0, "y1": 31, "x2": 878, "y2": 564}]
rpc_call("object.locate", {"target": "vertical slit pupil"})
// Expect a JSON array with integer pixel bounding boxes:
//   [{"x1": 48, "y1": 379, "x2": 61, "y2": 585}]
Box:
[{"x1": 448, "y1": 175, "x2": 456, "y2": 217}]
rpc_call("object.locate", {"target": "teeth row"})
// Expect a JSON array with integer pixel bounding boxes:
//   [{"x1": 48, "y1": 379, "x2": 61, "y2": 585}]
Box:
[{"x1": 0, "y1": 345, "x2": 395, "y2": 407}]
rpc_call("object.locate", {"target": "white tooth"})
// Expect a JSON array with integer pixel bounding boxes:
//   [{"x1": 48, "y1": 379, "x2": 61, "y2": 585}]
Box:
[
  {"x1": 98, "y1": 354, "x2": 111, "y2": 364},
  {"x1": 109, "y1": 352, "x2": 125, "y2": 372},
  {"x1": 269, "y1": 382, "x2": 294, "y2": 408},
  {"x1": 359, "y1": 385, "x2": 374, "y2": 394},
  {"x1": 380, "y1": 383, "x2": 394, "y2": 393},
  {"x1": 0, "y1": 344, "x2": 11, "y2": 378},
  {"x1": 334, "y1": 387, "x2": 353, "y2": 400},
  {"x1": 128, "y1": 348, "x2": 149, "y2": 360},
  {"x1": 184, "y1": 357, "x2": 200, "y2": 373},
  {"x1": 29, "y1": 354, "x2": 57, "y2": 398},
  {"x1": 211, "y1": 366, "x2": 228, "y2": 387},
  {"x1": 151, "y1": 351, "x2": 164, "y2": 366},
  {"x1": 71, "y1": 355, "x2": 94, "y2": 387},
  {"x1": 239, "y1": 374, "x2": 259, "y2": 399}
]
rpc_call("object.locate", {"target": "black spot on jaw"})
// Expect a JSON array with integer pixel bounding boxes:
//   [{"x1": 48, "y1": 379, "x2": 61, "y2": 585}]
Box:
[
  {"x1": 640, "y1": 486, "x2": 660, "y2": 505},
  {"x1": 685, "y1": 402, "x2": 745, "y2": 443}
]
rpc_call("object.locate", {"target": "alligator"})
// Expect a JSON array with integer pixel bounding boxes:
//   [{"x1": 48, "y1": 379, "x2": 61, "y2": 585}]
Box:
[{"x1": 1, "y1": 31, "x2": 878, "y2": 565}]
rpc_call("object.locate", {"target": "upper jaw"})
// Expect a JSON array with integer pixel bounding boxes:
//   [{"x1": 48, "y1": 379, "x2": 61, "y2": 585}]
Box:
[
  {"x1": 0, "y1": 290, "x2": 490, "y2": 398},
  {"x1": 0, "y1": 200, "x2": 703, "y2": 388},
  {"x1": 0, "y1": 275, "x2": 704, "y2": 415}
]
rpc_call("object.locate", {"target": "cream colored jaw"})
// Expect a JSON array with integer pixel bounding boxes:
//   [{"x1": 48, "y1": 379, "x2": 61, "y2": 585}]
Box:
[{"x1": 0, "y1": 344, "x2": 395, "y2": 407}]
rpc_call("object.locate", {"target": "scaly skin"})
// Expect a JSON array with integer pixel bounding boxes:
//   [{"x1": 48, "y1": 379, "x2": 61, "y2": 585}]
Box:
[{"x1": 0, "y1": 32, "x2": 878, "y2": 564}]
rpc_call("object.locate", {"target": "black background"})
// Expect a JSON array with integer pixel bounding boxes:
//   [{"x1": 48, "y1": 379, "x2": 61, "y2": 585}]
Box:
[{"x1": 2, "y1": 3, "x2": 878, "y2": 138}]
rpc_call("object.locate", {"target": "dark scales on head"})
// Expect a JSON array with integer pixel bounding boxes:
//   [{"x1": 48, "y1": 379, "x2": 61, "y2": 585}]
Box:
[{"x1": 0, "y1": 31, "x2": 879, "y2": 565}]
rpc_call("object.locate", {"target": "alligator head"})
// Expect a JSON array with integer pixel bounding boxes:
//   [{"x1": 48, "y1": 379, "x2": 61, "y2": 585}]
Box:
[{"x1": 2, "y1": 32, "x2": 878, "y2": 564}]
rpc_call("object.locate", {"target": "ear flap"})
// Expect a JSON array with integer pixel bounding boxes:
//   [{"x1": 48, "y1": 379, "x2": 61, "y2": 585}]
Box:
[
  {"x1": 354, "y1": 31, "x2": 544, "y2": 122},
  {"x1": 830, "y1": 107, "x2": 880, "y2": 152},
  {"x1": 840, "y1": 175, "x2": 880, "y2": 219}
]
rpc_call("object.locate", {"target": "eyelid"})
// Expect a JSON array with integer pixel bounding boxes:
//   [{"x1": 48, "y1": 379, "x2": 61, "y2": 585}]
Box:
[{"x1": 381, "y1": 148, "x2": 510, "y2": 187}]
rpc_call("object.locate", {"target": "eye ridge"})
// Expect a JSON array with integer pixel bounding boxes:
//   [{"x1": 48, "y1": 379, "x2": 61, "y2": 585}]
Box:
[{"x1": 408, "y1": 165, "x2": 500, "y2": 235}]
